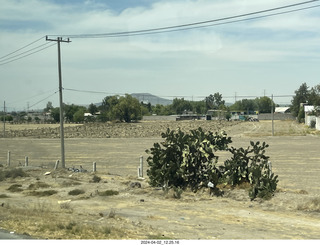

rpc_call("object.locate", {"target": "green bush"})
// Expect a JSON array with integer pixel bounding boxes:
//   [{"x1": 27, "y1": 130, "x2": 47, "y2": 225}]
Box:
[
  {"x1": 146, "y1": 127, "x2": 231, "y2": 192},
  {"x1": 146, "y1": 127, "x2": 278, "y2": 200}
]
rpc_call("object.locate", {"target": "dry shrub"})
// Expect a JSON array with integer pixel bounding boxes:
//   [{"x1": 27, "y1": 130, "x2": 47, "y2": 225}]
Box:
[
  {"x1": 68, "y1": 189, "x2": 85, "y2": 196},
  {"x1": 7, "y1": 184, "x2": 23, "y2": 192},
  {"x1": 28, "y1": 190, "x2": 58, "y2": 196},
  {"x1": 60, "y1": 180, "x2": 81, "y2": 187},
  {"x1": 91, "y1": 175, "x2": 101, "y2": 183},
  {"x1": 0, "y1": 168, "x2": 28, "y2": 181},
  {"x1": 98, "y1": 190, "x2": 119, "y2": 196},
  {"x1": 297, "y1": 197, "x2": 320, "y2": 212},
  {"x1": 28, "y1": 182, "x2": 50, "y2": 190}
]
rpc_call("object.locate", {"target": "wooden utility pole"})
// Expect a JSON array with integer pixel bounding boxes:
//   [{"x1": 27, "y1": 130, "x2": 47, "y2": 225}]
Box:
[
  {"x1": 271, "y1": 94, "x2": 274, "y2": 136},
  {"x1": 3, "y1": 101, "x2": 5, "y2": 138},
  {"x1": 46, "y1": 36, "x2": 71, "y2": 168}
]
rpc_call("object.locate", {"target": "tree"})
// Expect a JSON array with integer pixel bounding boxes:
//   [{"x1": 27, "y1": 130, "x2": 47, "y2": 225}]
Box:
[
  {"x1": 113, "y1": 94, "x2": 142, "y2": 122},
  {"x1": 190, "y1": 100, "x2": 206, "y2": 114},
  {"x1": 73, "y1": 107, "x2": 86, "y2": 123},
  {"x1": 64, "y1": 104, "x2": 86, "y2": 122},
  {"x1": 50, "y1": 107, "x2": 60, "y2": 122},
  {"x1": 255, "y1": 96, "x2": 274, "y2": 113},
  {"x1": 44, "y1": 101, "x2": 53, "y2": 113},
  {"x1": 171, "y1": 98, "x2": 192, "y2": 114},
  {"x1": 229, "y1": 99, "x2": 257, "y2": 112},
  {"x1": 88, "y1": 103, "x2": 98, "y2": 115},
  {"x1": 291, "y1": 83, "x2": 310, "y2": 117},
  {"x1": 205, "y1": 93, "x2": 225, "y2": 111},
  {"x1": 309, "y1": 84, "x2": 320, "y2": 106}
]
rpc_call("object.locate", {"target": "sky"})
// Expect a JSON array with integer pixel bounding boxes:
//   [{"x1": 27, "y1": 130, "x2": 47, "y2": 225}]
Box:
[{"x1": 1, "y1": 0, "x2": 320, "y2": 111}]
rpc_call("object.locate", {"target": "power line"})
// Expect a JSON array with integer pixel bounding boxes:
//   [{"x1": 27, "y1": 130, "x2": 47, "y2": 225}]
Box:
[
  {"x1": 1, "y1": 1, "x2": 319, "y2": 65},
  {"x1": 47, "y1": 0, "x2": 320, "y2": 39},
  {"x1": 7, "y1": 88, "x2": 58, "y2": 107},
  {"x1": 0, "y1": 42, "x2": 54, "y2": 63},
  {"x1": 0, "y1": 36, "x2": 45, "y2": 60},
  {"x1": 28, "y1": 91, "x2": 58, "y2": 109},
  {"x1": 0, "y1": 42, "x2": 56, "y2": 66},
  {"x1": 64, "y1": 87, "x2": 294, "y2": 101}
]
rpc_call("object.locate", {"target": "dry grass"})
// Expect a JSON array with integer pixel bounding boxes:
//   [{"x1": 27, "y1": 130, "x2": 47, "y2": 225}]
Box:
[{"x1": 297, "y1": 197, "x2": 320, "y2": 212}]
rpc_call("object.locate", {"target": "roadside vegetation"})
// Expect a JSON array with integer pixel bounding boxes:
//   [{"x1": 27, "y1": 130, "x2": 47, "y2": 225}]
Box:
[{"x1": 146, "y1": 127, "x2": 278, "y2": 200}]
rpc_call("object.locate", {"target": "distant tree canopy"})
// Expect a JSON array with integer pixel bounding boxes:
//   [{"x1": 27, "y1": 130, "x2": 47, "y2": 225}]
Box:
[
  {"x1": 205, "y1": 93, "x2": 225, "y2": 111},
  {"x1": 42, "y1": 83, "x2": 320, "y2": 124},
  {"x1": 99, "y1": 94, "x2": 142, "y2": 122},
  {"x1": 290, "y1": 82, "x2": 320, "y2": 118},
  {"x1": 229, "y1": 96, "x2": 275, "y2": 113}
]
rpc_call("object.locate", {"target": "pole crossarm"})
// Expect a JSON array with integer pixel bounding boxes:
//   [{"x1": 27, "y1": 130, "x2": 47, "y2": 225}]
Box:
[
  {"x1": 45, "y1": 36, "x2": 71, "y2": 168},
  {"x1": 46, "y1": 36, "x2": 71, "y2": 43}
]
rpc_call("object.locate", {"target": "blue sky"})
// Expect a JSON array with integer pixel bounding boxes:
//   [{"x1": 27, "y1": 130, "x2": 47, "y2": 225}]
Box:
[{"x1": 1, "y1": 0, "x2": 320, "y2": 111}]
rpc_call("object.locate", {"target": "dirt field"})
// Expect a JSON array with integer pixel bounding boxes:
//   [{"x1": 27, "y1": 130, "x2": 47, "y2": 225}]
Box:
[{"x1": 0, "y1": 120, "x2": 319, "y2": 240}]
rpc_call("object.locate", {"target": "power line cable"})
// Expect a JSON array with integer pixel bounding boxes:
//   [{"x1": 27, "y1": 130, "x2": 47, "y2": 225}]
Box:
[
  {"x1": 1, "y1": 1, "x2": 318, "y2": 65},
  {"x1": 47, "y1": 0, "x2": 319, "y2": 39},
  {"x1": 7, "y1": 88, "x2": 58, "y2": 106},
  {"x1": 0, "y1": 42, "x2": 54, "y2": 62},
  {"x1": 64, "y1": 87, "x2": 294, "y2": 100},
  {"x1": 28, "y1": 91, "x2": 58, "y2": 110},
  {"x1": 0, "y1": 36, "x2": 45, "y2": 60},
  {"x1": 0, "y1": 42, "x2": 56, "y2": 66}
]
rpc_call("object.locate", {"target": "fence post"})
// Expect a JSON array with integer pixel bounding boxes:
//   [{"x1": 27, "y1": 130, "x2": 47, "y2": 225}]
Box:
[
  {"x1": 25, "y1": 156, "x2": 28, "y2": 167},
  {"x1": 93, "y1": 162, "x2": 96, "y2": 172},
  {"x1": 140, "y1": 156, "x2": 143, "y2": 177},
  {"x1": 54, "y1": 160, "x2": 59, "y2": 170},
  {"x1": 138, "y1": 155, "x2": 144, "y2": 178},
  {"x1": 7, "y1": 151, "x2": 10, "y2": 166}
]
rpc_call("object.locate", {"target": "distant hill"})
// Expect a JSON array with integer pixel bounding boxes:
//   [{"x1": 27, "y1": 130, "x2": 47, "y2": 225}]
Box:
[{"x1": 131, "y1": 93, "x2": 172, "y2": 106}]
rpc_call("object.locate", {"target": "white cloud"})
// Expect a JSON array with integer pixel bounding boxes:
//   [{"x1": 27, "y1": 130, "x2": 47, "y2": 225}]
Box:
[{"x1": 1, "y1": 0, "x2": 320, "y2": 109}]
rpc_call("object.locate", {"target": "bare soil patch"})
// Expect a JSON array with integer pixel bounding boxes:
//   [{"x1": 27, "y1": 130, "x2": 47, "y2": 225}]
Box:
[{"x1": 0, "y1": 120, "x2": 319, "y2": 240}]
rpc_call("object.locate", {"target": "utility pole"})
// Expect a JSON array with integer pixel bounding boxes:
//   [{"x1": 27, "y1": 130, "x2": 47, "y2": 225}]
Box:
[
  {"x1": 3, "y1": 101, "x2": 5, "y2": 138},
  {"x1": 271, "y1": 94, "x2": 274, "y2": 136},
  {"x1": 46, "y1": 36, "x2": 71, "y2": 168}
]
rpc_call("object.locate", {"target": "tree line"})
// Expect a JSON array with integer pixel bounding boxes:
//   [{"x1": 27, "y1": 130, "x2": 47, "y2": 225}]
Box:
[{"x1": 2, "y1": 82, "x2": 319, "y2": 123}]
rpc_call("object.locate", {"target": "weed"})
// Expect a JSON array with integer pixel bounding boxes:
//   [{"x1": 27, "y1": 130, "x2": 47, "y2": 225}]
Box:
[
  {"x1": 68, "y1": 189, "x2": 85, "y2": 196},
  {"x1": 297, "y1": 197, "x2": 320, "y2": 212},
  {"x1": 107, "y1": 208, "x2": 116, "y2": 218},
  {"x1": 91, "y1": 175, "x2": 101, "y2": 183},
  {"x1": 102, "y1": 226, "x2": 112, "y2": 235},
  {"x1": 7, "y1": 184, "x2": 23, "y2": 192},
  {"x1": 98, "y1": 190, "x2": 119, "y2": 196},
  {"x1": 28, "y1": 190, "x2": 58, "y2": 196},
  {"x1": 0, "y1": 168, "x2": 29, "y2": 181},
  {"x1": 66, "y1": 221, "x2": 77, "y2": 230},
  {"x1": 0, "y1": 194, "x2": 9, "y2": 198},
  {"x1": 28, "y1": 182, "x2": 50, "y2": 190},
  {"x1": 60, "y1": 180, "x2": 81, "y2": 187}
]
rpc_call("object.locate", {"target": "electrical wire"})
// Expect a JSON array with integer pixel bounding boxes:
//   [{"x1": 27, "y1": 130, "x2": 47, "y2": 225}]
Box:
[
  {"x1": 1, "y1": 1, "x2": 319, "y2": 65},
  {"x1": 28, "y1": 91, "x2": 58, "y2": 110},
  {"x1": 0, "y1": 36, "x2": 45, "y2": 60},
  {"x1": 64, "y1": 87, "x2": 294, "y2": 101},
  {"x1": 8, "y1": 88, "x2": 58, "y2": 106},
  {"x1": 0, "y1": 42, "x2": 56, "y2": 66},
  {"x1": 47, "y1": 0, "x2": 320, "y2": 39},
  {"x1": 0, "y1": 42, "x2": 54, "y2": 63}
]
